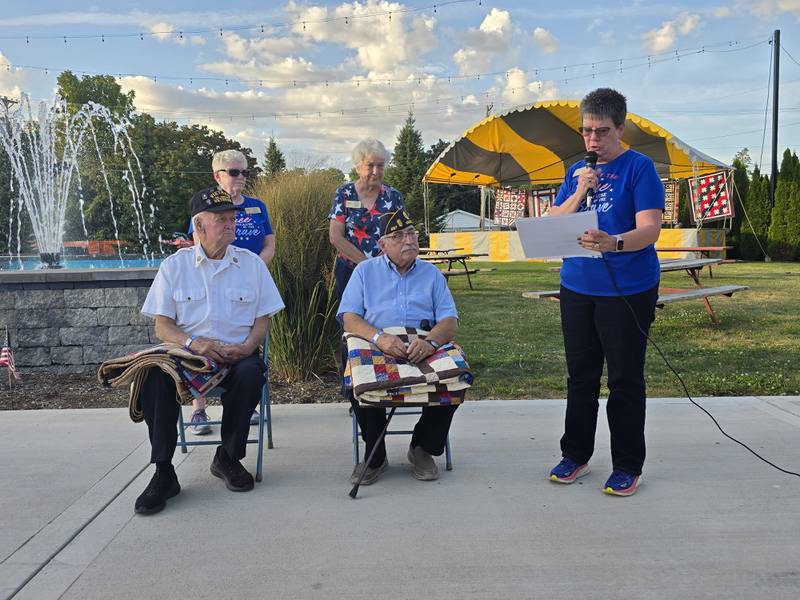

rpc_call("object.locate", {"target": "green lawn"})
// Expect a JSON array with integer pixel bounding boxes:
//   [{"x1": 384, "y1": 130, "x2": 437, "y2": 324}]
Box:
[{"x1": 448, "y1": 261, "x2": 800, "y2": 399}]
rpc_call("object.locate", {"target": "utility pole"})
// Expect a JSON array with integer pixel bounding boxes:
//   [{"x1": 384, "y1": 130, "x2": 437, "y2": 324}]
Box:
[
  {"x1": 770, "y1": 29, "x2": 780, "y2": 209},
  {"x1": 0, "y1": 95, "x2": 18, "y2": 113}
]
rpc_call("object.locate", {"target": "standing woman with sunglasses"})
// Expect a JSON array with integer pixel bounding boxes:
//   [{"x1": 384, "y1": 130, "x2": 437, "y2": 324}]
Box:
[
  {"x1": 186, "y1": 149, "x2": 275, "y2": 435},
  {"x1": 546, "y1": 88, "x2": 664, "y2": 496}
]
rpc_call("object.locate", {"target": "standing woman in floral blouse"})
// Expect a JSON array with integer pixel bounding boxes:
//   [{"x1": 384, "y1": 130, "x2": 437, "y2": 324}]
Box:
[{"x1": 328, "y1": 138, "x2": 404, "y2": 302}]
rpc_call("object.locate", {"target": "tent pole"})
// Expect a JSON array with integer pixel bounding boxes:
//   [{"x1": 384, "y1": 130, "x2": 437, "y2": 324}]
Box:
[{"x1": 479, "y1": 186, "x2": 486, "y2": 231}]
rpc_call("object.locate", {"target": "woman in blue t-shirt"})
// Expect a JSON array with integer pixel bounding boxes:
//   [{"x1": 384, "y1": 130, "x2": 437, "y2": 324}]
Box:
[
  {"x1": 188, "y1": 149, "x2": 275, "y2": 434},
  {"x1": 547, "y1": 88, "x2": 664, "y2": 497}
]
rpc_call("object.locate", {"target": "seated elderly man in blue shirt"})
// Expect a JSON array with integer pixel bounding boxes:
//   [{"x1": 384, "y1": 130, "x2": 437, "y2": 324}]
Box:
[{"x1": 338, "y1": 208, "x2": 459, "y2": 485}]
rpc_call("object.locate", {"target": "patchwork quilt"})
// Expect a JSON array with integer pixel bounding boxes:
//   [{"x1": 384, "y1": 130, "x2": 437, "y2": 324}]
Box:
[
  {"x1": 343, "y1": 327, "x2": 473, "y2": 406},
  {"x1": 97, "y1": 343, "x2": 230, "y2": 423}
]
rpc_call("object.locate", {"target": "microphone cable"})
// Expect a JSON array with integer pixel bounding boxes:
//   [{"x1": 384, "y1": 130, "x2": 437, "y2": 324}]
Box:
[{"x1": 599, "y1": 254, "x2": 800, "y2": 478}]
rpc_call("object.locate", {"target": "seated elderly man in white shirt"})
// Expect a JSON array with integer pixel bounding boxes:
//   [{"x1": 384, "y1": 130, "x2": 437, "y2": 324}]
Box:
[{"x1": 135, "y1": 186, "x2": 284, "y2": 516}]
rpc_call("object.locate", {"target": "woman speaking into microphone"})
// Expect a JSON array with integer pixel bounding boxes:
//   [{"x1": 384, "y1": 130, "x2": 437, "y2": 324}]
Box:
[{"x1": 546, "y1": 88, "x2": 664, "y2": 496}]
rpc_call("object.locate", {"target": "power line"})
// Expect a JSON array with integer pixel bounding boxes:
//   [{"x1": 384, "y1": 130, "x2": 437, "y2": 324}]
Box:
[
  {"x1": 0, "y1": 0, "x2": 476, "y2": 42},
  {"x1": 0, "y1": 37, "x2": 770, "y2": 89}
]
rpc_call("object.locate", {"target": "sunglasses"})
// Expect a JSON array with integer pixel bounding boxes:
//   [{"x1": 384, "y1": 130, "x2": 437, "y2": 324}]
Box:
[
  {"x1": 578, "y1": 126, "x2": 612, "y2": 138},
  {"x1": 216, "y1": 168, "x2": 250, "y2": 177}
]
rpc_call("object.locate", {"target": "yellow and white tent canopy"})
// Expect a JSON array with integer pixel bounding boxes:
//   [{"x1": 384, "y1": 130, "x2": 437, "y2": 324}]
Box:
[{"x1": 423, "y1": 100, "x2": 727, "y2": 187}]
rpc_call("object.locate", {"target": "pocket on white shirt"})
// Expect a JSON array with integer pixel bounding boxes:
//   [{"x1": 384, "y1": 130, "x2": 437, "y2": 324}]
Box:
[
  {"x1": 172, "y1": 287, "x2": 206, "y2": 326},
  {"x1": 225, "y1": 287, "x2": 257, "y2": 326}
]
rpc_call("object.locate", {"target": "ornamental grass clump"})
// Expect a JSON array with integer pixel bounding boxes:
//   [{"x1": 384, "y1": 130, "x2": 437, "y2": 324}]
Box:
[{"x1": 250, "y1": 170, "x2": 341, "y2": 382}]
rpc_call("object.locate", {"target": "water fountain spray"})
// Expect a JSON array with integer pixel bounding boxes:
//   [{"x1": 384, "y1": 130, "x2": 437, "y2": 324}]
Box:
[{"x1": 0, "y1": 94, "x2": 152, "y2": 268}]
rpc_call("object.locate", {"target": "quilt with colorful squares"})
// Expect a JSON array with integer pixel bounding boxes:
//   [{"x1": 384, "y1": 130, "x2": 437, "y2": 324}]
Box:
[{"x1": 343, "y1": 327, "x2": 472, "y2": 406}]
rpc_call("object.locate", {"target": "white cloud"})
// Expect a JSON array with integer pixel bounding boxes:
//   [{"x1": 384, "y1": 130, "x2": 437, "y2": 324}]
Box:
[
  {"x1": 287, "y1": 0, "x2": 437, "y2": 74},
  {"x1": 0, "y1": 53, "x2": 28, "y2": 100},
  {"x1": 748, "y1": 0, "x2": 800, "y2": 18},
  {"x1": 453, "y1": 8, "x2": 515, "y2": 75},
  {"x1": 147, "y1": 21, "x2": 206, "y2": 45},
  {"x1": 713, "y1": 6, "x2": 732, "y2": 18},
  {"x1": 641, "y1": 12, "x2": 701, "y2": 53},
  {"x1": 500, "y1": 68, "x2": 558, "y2": 105},
  {"x1": 532, "y1": 27, "x2": 559, "y2": 54}
]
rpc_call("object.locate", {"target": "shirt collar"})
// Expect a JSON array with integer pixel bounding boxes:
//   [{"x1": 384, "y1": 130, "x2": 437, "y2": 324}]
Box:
[
  {"x1": 381, "y1": 253, "x2": 418, "y2": 276},
  {"x1": 193, "y1": 243, "x2": 240, "y2": 269}
]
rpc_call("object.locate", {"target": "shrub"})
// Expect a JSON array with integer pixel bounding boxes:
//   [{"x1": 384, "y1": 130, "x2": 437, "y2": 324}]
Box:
[{"x1": 250, "y1": 170, "x2": 340, "y2": 381}]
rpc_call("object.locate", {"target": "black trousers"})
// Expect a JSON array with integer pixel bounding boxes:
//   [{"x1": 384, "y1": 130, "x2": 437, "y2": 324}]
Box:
[
  {"x1": 335, "y1": 258, "x2": 356, "y2": 394},
  {"x1": 350, "y1": 398, "x2": 458, "y2": 468},
  {"x1": 139, "y1": 354, "x2": 265, "y2": 464},
  {"x1": 558, "y1": 284, "x2": 657, "y2": 475}
]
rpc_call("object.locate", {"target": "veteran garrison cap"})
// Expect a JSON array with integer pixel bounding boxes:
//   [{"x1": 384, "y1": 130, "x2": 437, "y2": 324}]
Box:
[
  {"x1": 379, "y1": 208, "x2": 414, "y2": 238},
  {"x1": 190, "y1": 186, "x2": 237, "y2": 217}
]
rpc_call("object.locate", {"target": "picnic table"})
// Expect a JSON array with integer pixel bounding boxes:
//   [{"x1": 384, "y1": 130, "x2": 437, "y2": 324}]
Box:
[
  {"x1": 420, "y1": 252, "x2": 489, "y2": 289},
  {"x1": 419, "y1": 247, "x2": 464, "y2": 255},
  {"x1": 523, "y1": 257, "x2": 748, "y2": 324},
  {"x1": 656, "y1": 246, "x2": 733, "y2": 277}
]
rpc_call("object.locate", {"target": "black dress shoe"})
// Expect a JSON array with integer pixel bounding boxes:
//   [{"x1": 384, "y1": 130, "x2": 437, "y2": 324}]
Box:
[
  {"x1": 210, "y1": 446, "x2": 255, "y2": 492},
  {"x1": 135, "y1": 465, "x2": 181, "y2": 515}
]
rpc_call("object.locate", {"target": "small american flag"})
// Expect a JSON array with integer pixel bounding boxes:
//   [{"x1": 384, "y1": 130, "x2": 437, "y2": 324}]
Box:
[{"x1": 0, "y1": 345, "x2": 20, "y2": 380}]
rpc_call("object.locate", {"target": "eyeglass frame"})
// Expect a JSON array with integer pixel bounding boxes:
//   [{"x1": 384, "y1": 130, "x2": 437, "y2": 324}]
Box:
[
  {"x1": 216, "y1": 168, "x2": 250, "y2": 177},
  {"x1": 382, "y1": 228, "x2": 419, "y2": 242},
  {"x1": 578, "y1": 126, "x2": 613, "y2": 138}
]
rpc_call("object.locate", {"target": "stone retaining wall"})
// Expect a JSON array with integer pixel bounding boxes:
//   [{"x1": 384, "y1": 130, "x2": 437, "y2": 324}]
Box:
[{"x1": 0, "y1": 268, "x2": 158, "y2": 373}]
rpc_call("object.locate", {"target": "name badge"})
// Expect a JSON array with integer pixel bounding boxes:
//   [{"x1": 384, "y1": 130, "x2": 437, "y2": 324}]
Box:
[
  {"x1": 345, "y1": 200, "x2": 361, "y2": 209},
  {"x1": 244, "y1": 207, "x2": 261, "y2": 214}
]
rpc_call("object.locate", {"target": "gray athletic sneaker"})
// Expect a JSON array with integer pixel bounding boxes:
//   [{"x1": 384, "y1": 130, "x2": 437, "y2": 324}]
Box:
[
  {"x1": 407, "y1": 444, "x2": 439, "y2": 481},
  {"x1": 349, "y1": 457, "x2": 388, "y2": 485}
]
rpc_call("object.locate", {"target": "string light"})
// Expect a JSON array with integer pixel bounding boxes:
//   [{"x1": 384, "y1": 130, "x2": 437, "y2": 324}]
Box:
[{"x1": 1, "y1": 1, "x2": 472, "y2": 43}]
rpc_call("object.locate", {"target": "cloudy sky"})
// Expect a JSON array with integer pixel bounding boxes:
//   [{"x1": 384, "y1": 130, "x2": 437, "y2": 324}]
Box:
[{"x1": 0, "y1": 0, "x2": 797, "y2": 172}]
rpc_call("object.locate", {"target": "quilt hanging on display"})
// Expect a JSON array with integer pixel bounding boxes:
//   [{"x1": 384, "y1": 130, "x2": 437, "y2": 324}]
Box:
[
  {"x1": 688, "y1": 171, "x2": 733, "y2": 224},
  {"x1": 494, "y1": 187, "x2": 527, "y2": 226}
]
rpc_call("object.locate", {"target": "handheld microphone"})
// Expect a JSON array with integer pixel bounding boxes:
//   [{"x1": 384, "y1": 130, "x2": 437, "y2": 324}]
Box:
[{"x1": 583, "y1": 151, "x2": 598, "y2": 208}]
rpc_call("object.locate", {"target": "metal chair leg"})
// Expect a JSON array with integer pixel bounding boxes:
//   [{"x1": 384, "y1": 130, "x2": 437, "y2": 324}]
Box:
[{"x1": 177, "y1": 405, "x2": 188, "y2": 454}]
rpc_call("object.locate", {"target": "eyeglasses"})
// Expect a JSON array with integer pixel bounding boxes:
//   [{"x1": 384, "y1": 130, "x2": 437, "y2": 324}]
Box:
[
  {"x1": 384, "y1": 229, "x2": 419, "y2": 241},
  {"x1": 578, "y1": 126, "x2": 612, "y2": 138},
  {"x1": 216, "y1": 168, "x2": 250, "y2": 177}
]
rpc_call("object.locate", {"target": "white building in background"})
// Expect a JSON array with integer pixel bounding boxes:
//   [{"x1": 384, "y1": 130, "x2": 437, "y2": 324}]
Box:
[{"x1": 441, "y1": 209, "x2": 496, "y2": 232}]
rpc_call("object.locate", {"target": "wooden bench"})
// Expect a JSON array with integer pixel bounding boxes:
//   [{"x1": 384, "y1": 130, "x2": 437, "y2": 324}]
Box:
[{"x1": 522, "y1": 285, "x2": 749, "y2": 324}]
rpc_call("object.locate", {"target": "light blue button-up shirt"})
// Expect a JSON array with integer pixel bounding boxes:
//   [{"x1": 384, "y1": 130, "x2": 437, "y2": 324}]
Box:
[{"x1": 337, "y1": 255, "x2": 458, "y2": 330}]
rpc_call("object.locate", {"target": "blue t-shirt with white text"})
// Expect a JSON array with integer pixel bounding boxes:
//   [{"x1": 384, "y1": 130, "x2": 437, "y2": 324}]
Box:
[
  {"x1": 553, "y1": 149, "x2": 664, "y2": 296},
  {"x1": 188, "y1": 195, "x2": 273, "y2": 256}
]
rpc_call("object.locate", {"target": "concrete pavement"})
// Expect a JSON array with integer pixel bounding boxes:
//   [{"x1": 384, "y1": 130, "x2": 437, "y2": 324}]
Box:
[{"x1": 2, "y1": 397, "x2": 799, "y2": 599}]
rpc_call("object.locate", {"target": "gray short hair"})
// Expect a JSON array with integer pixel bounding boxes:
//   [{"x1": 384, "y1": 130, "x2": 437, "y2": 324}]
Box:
[
  {"x1": 351, "y1": 138, "x2": 391, "y2": 165},
  {"x1": 580, "y1": 88, "x2": 627, "y2": 127},
  {"x1": 212, "y1": 149, "x2": 247, "y2": 172}
]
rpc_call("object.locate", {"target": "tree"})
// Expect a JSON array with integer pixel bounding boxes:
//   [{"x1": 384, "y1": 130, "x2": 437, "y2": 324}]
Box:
[
  {"x1": 262, "y1": 136, "x2": 286, "y2": 180},
  {"x1": 739, "y1": 166, "x2": 771, "y2": 260},
  {"x1": 778, "y1": 149, "x2": 800, "y2": 183},
  {"x1": 729, "y1": 149, "x2": 751, "y2": 258},
  {"x1": 384, "y1": 112, "x2": 446, "y2": 232},
  {"x1": 57, "y1": 71, "x2": 135, "y2": 118},
  {"x1": 768, "y1": 179, "x2": 799, "y2": 260}
]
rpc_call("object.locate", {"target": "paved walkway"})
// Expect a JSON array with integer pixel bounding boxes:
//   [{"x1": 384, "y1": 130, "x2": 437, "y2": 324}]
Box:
[{"x1": 2, "y1": 397, "x2": 799, "y2": 599}]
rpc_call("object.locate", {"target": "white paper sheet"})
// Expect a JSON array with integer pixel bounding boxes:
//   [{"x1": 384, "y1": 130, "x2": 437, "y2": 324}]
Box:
[{"x1": 515, "y1": 211, "x2": 601, "y2": 260}]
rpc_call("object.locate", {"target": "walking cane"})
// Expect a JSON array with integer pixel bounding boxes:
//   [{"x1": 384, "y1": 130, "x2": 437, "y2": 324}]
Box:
[{"x1": 349, "y1": 406, "x2": 396, "y2": 499}]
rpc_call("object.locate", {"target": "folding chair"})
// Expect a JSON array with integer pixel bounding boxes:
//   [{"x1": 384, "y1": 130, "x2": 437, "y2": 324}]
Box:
[
  {"x1": 351, "y1": 408, "x2": 453, "y2": 471},
  {"x1": 176, "y1": 334, "x2": 272, "y2": 482}
]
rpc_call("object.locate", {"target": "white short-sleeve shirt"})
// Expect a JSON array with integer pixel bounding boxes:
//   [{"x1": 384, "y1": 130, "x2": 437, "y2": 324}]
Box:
[{"x1": 142, "y1": 243, "x2": 285, "y2": 345}]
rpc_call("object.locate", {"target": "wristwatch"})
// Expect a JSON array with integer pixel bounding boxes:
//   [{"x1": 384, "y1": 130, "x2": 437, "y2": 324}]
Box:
[
  {"x1": 184, "y1": 334, "x2": 198, "y2": 350},
  {"x1": 371, "y1": 330, "x2": 384, "y2": 345},
  {"x1": 427, "y1": 339, "x2": 440, "y2": 350},
  {"x1": 614, "y1": 234, "x2": 624, "y2": 252}
]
